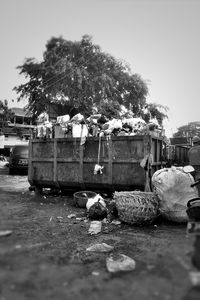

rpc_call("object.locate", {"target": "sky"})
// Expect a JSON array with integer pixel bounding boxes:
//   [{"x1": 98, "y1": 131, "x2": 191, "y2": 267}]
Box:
[{"x1": 0, "y1": 0, "x2": 200, "y2": 137}]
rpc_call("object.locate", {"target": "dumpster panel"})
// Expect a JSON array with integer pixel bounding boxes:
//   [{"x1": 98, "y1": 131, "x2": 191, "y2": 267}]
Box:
[
  {"x1": 112, "y1": 163, "x2": 145, "y2": 186},
  {"x1": 32, "y1": 141, "x2": 54, "y2": 159},
  {"x1": 57, "y1": 162, "x2": 80, "y2": 182},
  {"x1": 83, "y1": 139, "x2": 109, "y2": 160},
  {"x1": 29, "y1": 135, "x2": 166, "y2": 191},
  {"x1": 32, "y1": 162, "x2": 53, "y2": 181},
  {"x1": 57, "y1": 140, "x2": 79, "y2": 159},
  {"x1": 112, "y1": 139, "x2": 144, "y2": 161}
]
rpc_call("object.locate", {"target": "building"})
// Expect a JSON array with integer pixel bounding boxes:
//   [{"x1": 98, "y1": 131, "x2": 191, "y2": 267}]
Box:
[{"x1": 0, "y1": 107, "x2": 36, "y2": 156}]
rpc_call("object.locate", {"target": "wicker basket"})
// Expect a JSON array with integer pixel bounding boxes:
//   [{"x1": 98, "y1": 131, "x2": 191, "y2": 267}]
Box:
[{"x1": 114, "y1": 191, "x2": 159, "y2": 225}]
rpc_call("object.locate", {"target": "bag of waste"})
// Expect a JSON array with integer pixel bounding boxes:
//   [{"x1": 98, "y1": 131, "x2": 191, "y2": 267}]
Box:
[
  {"x1": 87, "y1": 194, "x2": 107, "y2": 220},
  {"x1": 88, "y1": 200, "x2": 108, "y2": 220},
  {"x1": 106, "y1": 254, "x2": 136, "y2": 273},
  {"x1": 86, "y1": 194, "x2": 106, "y2": 210},
  {"x1": 152, "y1": 166, "x2": 199, "y2": 222}
]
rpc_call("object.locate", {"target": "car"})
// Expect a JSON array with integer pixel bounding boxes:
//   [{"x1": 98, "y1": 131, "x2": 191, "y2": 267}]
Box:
[
  {"x1": 9, "y1": 145, "x2": 29, "y2": 175},
  {"x1": 0, "y1": 155, "x2": 9, "y2": 168}
]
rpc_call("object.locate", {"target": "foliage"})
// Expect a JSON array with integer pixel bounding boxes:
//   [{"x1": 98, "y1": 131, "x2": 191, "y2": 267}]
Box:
[
  {"x1": 0, "y1": 99, "x2": 14, "y2": 124},
  {"x1": 14, "y1": 35, "x2": 149, "y2": 118},
  {"x1": 173, "y1": 122, "x2": 200, "y2": 138},
  {"x1": 142, "y1": 103, "x2": 169, "y2": 126},
  {"x1": 14, "y1": 35, "x2": 169, "y2": 127}
]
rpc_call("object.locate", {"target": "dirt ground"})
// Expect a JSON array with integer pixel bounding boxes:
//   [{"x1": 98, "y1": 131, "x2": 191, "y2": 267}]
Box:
[{"x1": 0, "y1": 174, "x2": 199, "y2": 300}]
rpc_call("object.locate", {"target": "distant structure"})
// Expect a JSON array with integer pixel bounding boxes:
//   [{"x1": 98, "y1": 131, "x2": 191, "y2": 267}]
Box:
[{"x1": 0, "y1": 107, "x2": 36, "y2": 156}]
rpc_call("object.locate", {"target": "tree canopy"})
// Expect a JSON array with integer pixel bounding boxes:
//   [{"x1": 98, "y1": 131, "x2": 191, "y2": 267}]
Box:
[
  {"x1": 0, "y1": 100, "x2": 13, "y2": 124},
  {"x1": 14, "y1": 35, "x2": 168, "y2": 125},
  {"x1": 173, "y1": 122, "x2": 200, "y2": 138}
]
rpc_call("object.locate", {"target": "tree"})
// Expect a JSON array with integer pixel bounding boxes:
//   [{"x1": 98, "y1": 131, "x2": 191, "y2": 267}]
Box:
[
  {"x1": 14, "y1": 35, "x2": 149, "y2": 119},
  {"x1": 0, "y1": 100, "x2": 14, "y2": 125},
  {"x1": 173, "y1": 122, "x2": 200, "y2": 138},
  {"x1": 142, "y1": 103, "x2": 169, "y2": 126}
]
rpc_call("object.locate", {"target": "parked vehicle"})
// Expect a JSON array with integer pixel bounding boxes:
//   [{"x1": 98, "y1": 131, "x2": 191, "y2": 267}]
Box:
[
  {"x1": 0, "y1": 155, "x2": 9, "y2": 169},
  {"x1": 9, "y1": 145, "x2": 29, "y2": 175}
]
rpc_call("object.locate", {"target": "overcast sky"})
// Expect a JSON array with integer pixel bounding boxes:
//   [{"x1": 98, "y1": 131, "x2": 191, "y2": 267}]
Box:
[{"x1": 0, "y1": 0, "x2": 199, "y2": 137}]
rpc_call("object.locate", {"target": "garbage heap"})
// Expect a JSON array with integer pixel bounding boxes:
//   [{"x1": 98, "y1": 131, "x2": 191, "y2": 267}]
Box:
[{"x1": 34, "y1": 112, "x2": 162, "y2": 139}]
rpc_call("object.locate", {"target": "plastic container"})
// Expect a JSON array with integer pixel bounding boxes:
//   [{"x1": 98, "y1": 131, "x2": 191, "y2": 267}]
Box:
[
  {"x1": 73, "y1": 191, "x2": 97, "y2": 208},
  {"x1": 72, "y1": 124, "x2": 88, "y2": 138}
]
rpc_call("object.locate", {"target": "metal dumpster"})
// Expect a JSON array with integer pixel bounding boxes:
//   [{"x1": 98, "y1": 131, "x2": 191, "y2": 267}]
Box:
[{"x1": 28, "y1": 134, "x2": 166, "y2": 193}]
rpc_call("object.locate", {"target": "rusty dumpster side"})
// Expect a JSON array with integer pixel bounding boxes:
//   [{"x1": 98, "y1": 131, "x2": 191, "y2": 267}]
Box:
[{"x1": 28, "y1": 135, "x2": 166, "y2": 192}]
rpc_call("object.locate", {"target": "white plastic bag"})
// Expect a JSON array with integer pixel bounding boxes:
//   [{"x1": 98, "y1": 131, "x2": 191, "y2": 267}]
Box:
[
  {"x1": 86, "y1": 194, "x2": 106, "y2": 211},
  {"x1": 152, "y1": 166, "x2": 199, "y2": 222}
]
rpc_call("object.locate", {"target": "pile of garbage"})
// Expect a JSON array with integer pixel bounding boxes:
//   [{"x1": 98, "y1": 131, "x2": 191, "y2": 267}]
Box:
[
  {"x1": 34, "y1": 112, "x2": 162, "y2": 139},
  {"x1": 71, "y1": 165, "x2": 199, "y2": 226}
]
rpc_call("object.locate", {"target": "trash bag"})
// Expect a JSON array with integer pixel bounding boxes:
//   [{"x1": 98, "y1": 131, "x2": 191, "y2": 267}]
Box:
[
  {"x1": 86, "y1": 194, "x2": 106, "y2": 210},
  {"x1": 152, "y1": 166, "x2": 199, "y2": 222},
  {"x1": 88, "y1": 200, "x2": 108, "y2": 220}
]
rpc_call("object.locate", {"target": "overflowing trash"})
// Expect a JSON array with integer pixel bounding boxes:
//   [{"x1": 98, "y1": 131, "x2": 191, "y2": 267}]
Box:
[{"x1": 34, "y1": 112, "x2": 163, "y2": 140}]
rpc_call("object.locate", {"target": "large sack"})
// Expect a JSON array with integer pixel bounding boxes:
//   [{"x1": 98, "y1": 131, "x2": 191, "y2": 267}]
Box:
[{"x1": 152, "y1": 166, "x2": 199, "y2": 222}]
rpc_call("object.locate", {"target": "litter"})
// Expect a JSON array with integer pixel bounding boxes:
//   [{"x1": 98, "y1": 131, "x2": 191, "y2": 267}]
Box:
[
  {"x1": 86, "y1": 243, "x2": 114, "y2": 253},
  {"x1": 189, "y1": 271, "x2": 200, "y2": 286},
  {"x1": 152, "y1": 166, "x2": 198, "y2": 222},
  {"x1": 92, "y1": 271, "x2": 100, "y2": 276},
  {"x1": 67, "y1": 214, "x2": 76, "y2": 219},
  {"x1": 88, "y1": 220, "x2": 102, "y2": 235},
  {"x1": 0, "y1": 230, "x2": 12, "y2": 237},
  {"x1": 106, "y1": 254, "x2": 136, "y2": 273},
  {"x1": 111, "y1": 220, "x2": 121, "y2": 225}
]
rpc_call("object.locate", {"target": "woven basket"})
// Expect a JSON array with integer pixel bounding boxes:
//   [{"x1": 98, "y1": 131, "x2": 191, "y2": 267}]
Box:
[{"x1": 114, "y1": 191, "x2": 159, "y2": 225}]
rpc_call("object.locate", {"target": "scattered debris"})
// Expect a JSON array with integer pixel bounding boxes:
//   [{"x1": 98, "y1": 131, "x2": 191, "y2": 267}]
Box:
[
  {"x1": 86, "y1": 243, "x2": 114, "y2": 253},
  {"x1": 88, "y1": 221, "x2": 102, "y2": 235},
  {"x1": 15, "y1": 244, "x2": 22, "y2": 249},
  {"x1": 67, "y1": 214, "x2": 76, "y2": 219},
  {"x1": 0, "y1": 230, "x2": 12, "y2": 237},
  {"x1": 189, "y1": 271, "x2": 200, "y2": 286},
  {"x1": 76, "y1": 217, "x2": 85, "y2": 221},
  {"x1": 111, "y1": 220, "x2": 121, "y2": 225},
  {"x1": 106, "y1": 254, "x2": 136, "y2": 273},
  {"x1": 92, "y1": 271, "x2": 100, "y2": 276}
]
